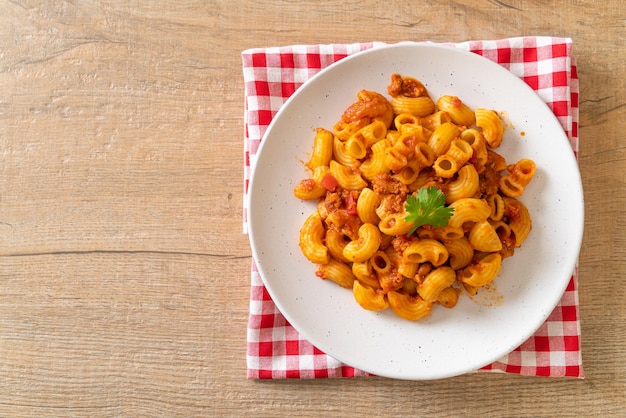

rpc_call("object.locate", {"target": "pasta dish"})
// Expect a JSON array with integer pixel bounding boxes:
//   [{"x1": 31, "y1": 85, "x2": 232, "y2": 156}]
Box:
[{"x1": 294, "y1": 74, "x2": 536, "y2": 321}]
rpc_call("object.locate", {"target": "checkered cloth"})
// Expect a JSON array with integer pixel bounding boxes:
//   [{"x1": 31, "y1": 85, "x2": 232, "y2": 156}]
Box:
[{"x1": 243, "y1": 37, "x2": 583, "y2": 379}]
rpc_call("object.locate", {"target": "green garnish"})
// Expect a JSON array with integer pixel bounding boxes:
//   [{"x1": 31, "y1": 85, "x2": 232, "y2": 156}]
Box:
[{"x1": 404, "y1": 186, "x2": 455, "y2": 236}]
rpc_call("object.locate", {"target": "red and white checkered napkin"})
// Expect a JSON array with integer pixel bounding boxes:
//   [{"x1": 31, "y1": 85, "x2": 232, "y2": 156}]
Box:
[{"x1": 242, "y1": 37, "x2": 583, "y2": 379}]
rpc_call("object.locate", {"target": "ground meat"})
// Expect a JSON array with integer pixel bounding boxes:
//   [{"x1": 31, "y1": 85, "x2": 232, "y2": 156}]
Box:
[
  {"x1": 379, "y1": 194, "x2": 406, "y2": 215},
  {"x1": 387, "y1": 73, "x2": 427, "y2": 98},
  {"x1": 479, "y1": 166, "x2": 501, "y2": 196},
  {"x1": 378, "y1": 271, "x2": 404, "y2": 293},
  {"x1": 325, "y1": 209, "x2": 362, "y2": 241},
  {"x1": 415, "y1": 263, "x2": 433, "y2": 284},
  {"x1": 323, "y1": 192, "x2": 342, "y2": 214},
  {"x1": 371, "y1": 174, "x2": 409, "y2": 195},
  {"x1": 341, "y1": 90, "x2": 393, "y2": 125},
  {"x1": 421, "y1": 176, "x2": 449, "y2": 195},
  {"x1": 391, "y1": 235, "x2": 414, "y2": 254}
]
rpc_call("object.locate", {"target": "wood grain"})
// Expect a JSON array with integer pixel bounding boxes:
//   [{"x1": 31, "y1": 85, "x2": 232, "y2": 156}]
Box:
[{"x1": 0, "y1": 1, "x2": 624, "y2": 416}]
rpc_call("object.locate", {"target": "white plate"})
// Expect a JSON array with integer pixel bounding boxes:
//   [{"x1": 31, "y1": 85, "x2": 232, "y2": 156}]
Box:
[{"x1": 247, "y1": 43, "x2": 584, "y2": 380}]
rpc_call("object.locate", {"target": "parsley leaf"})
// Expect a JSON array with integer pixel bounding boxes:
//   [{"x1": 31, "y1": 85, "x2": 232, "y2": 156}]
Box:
[{"x1": 404, "y1": 186, "x2": 455, "y2": 236}]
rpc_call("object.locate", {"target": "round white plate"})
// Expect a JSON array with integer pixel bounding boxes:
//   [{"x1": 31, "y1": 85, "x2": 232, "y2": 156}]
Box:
[{"x1": 247, "y1": 42, "x2": 584, "y2": 380}]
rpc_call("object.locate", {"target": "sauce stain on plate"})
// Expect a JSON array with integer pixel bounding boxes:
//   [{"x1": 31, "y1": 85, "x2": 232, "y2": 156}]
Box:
[{"x1": 467, "y1": 282, "x2": 504, "y2": 307}]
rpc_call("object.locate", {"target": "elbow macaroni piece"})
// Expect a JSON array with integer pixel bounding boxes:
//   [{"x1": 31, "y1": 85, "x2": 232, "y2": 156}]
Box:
[
  {"x1": 414, "y1": 142, "x2": 436, "y2": 168},
  {"x1": 387, "y1": 291, "x2": 433, "y2": 321},
  {"x1": 434, "y1": 225, "x2": 465, "y2": 241},
  {"x1": 421, "y1": 110, "x2": 452, "y2": 131},
  {"x1": 437, "y1": 286, "x2": 460, "y2": 308},
  {"x1": 394, "y1": 113, "x2": 420, "y2": 130},
  {"x1": 391, "y1": 95, "x2": 436, "y2": 117},
  {"x1": 325, "y1": 228, "x2": 351, "y2": 263},
  {"x1": 345, "y1": 119, "x2": 388, "y2": 160},
  {"x1": 333, "y1": 120, "x2": 360, "y2": 141},
  {"x1": 343, "y1": 223, "x2": 381, "y2": 263},
  {"x1": 356, "y1": 187, "x2": 381, "y2": 224},
  {"x1": 307, "y1": 128, "x2": 334, "y2": 169},
  {"x1": 445, "y1": 237, "x2": 474, "y2": 270},
  {"x1": 332, "y1": 136, "x2": 359, "y2": 167},
  {"x1": 378, "y1": 212, "x2": 414, "y2": 236},
  {"x1": 427, "y1": 122, "x2": 461, "y2": 157},
  {"x1": 330, "y1": 160, "x2": 367, "y2": 190},
  {"x1": 500, "y1": 159, "x2": 537, "y2": 197},
  {"x1": 448, "y1": 198, "x2": 492, "y2": 228},
  {"x1": 503, "y1": 197, "x2": 532, "y2": 246},
  {"x1": 436, "y1": 95, "x2": 476, "y2": 127},
  {"x1": 475, "y1": 108, "x2": 504, "y2": 148},
  {"x1": 353, "y1": 280, "x2": 389, "y2": 311},
  {"x1": 461, "y1": 128, "x2": 489, "y2": 168},
  {"x1": 293, "y1": 165, "x2": 330, "y2": 200},
  {"x1": 352, "y1": 260, "x2": 380, "y2": 289},
  {"x1": 344, "y1": 132, "x2": 368, "y2": 159},
  {"x1": 294, "y1": 73, "x2": 536, "y2": 321},
  {"x1": 433, "y1": 139, "x2": 474, "y2": 178},
  {"x1": 299, "y1": 212, "x2": 329, "y2": 264},
  {"x1": 384, "y1": 147, "x2": 408, "y2": 173},
  {"x1": 371, "y1": 250, "x2": 392, "y2": 274},
  {"x1": 398, "y1": 259, "x2": 418, "y2": 279},
  {"x1": 395, "y1": 159, "x2": 422, "y2": 185},
  {"x1": 459, "y1": 253, "x2": 502, "y2": 287},
  {"x1": 402, "y1": 239, "x2": 449, "y2": 266},
  {"x1": 468, "y1": 221, "x2": 503, "y2": 252},
  {"x1": 418, "y1": 266, "x2": 456, "y2": 303},
  {"x1": 360, "y1": 139, "x2": 390, "y2": 180},
  {"x1": 317, "y1": 258, "x2": 356, "y2": 289},
  {"x1": 359, "y1": 119, "x2": 388, "y2": 146},
  {"x1": 446, "y1": 164, "x2": 480, "y2": 203},
  {"x1": 487, "y1": 193, "x2": 506, "y2": 221}
]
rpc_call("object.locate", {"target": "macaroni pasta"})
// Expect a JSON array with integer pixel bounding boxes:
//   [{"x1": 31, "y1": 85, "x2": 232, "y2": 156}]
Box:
[{"x1": 294, "y1": 73, "x2": 536, "y2": 321}]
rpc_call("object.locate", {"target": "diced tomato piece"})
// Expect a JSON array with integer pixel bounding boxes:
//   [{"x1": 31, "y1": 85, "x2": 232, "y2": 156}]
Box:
[{"x1": 320, "y1": 173, "x2": 338, "y2": 192}]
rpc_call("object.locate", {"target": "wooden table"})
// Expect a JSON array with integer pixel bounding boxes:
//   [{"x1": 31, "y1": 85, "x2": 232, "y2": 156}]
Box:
[{"x1": 1, "y1": 1, "x2": 624, "y2": 416}]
